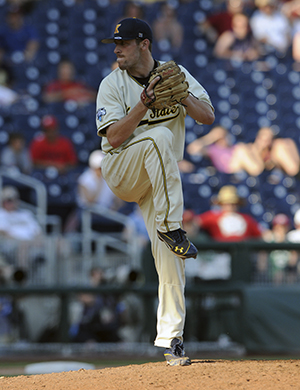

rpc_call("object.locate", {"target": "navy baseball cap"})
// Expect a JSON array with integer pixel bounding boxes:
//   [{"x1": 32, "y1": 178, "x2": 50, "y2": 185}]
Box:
[{"x1": 102, "y1": 18, "x2": 153, "y2": 44}]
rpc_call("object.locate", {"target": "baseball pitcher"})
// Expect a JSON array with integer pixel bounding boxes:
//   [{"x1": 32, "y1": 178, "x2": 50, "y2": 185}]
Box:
[{"x1": 96, "y1": 18, "x2": 215, "y2": 366}]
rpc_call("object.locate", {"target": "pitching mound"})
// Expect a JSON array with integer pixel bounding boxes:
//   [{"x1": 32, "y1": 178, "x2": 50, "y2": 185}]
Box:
[{"x1": 1, "y1": 359, "x2": 299, "y2": 389}]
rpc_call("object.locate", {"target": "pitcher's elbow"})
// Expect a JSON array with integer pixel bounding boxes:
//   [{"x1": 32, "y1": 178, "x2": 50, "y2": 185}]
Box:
[
  {"x1": 205, "y1": 112, "x2": 215, "y2": 125},
  {"x1": 107, "y1": 136, "x2": 121, "y2": 149}
]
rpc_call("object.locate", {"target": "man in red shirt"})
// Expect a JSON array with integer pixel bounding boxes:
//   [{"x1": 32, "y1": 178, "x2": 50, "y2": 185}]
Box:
[
  {"x1": 42, "y1": 59, "x2": 96, "y2": 106},
  {"x1": 183, "y1": 185, "x2": 262, "y2": 281},
  {"x1": 30, "y1": 115, "x2": 78, "y2": 173},
  {"x1": 184, "y1": 185, "x2": 262, "y2": 241}
]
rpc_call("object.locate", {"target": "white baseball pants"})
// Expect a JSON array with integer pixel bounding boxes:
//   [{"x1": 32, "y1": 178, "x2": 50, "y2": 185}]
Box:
[{"x1": 101, "y1": 126, "x2": 186, "y2": 348}]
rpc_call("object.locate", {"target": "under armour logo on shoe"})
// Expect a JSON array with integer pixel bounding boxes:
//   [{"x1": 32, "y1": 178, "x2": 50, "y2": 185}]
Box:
[{"x1": 175, "y1": 246, "x2": 184, "y2": 253}]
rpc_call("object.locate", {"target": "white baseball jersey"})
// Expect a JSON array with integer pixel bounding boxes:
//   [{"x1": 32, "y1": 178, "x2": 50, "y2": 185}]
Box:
[{"x1": 96, "y1": 62, "x2": 213, "y2": 161}]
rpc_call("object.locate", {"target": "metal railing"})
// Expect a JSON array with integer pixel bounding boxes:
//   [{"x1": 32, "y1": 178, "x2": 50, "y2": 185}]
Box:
[
  {"x1": 0, "y1": 168, "x2": 61, "y2": 234},
  {"x1": 0, "y1": 238, "x2": 300, "y2": 346},
  {"x1": 80, "y1": 205, "x2": 141, "y2": 272}
]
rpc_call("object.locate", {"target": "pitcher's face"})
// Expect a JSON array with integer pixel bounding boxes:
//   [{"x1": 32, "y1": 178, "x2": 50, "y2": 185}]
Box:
[{"x1": 114, "y1": 39, "x2": 142, "y2": 71}]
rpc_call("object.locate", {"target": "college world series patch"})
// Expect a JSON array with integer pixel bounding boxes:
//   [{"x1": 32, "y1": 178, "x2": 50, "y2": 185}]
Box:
[{"x1": 96, "y1": 107, "x2": 107, "y2": 122}]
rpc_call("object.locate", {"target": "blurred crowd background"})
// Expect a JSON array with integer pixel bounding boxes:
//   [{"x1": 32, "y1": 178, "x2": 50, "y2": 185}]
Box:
[{"x1": 1, "y1": 0, "x2": 300, "y2": 349}]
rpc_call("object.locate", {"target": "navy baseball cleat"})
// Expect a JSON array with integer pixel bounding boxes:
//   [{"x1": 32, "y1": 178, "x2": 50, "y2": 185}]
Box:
[
  {"x1": 164, "y1": 338, "x2": 191, "y2": 366},
  {"x1": 157, "y1": 228, "x2": 198, "y2": 259}
]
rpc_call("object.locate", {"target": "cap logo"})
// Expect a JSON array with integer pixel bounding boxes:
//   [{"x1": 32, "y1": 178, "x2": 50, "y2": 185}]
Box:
[
  {"x1": 102, "y1": 18, "x2": 153, "y2": 44},
  {"x1": 114, "y1": 24, "x2": 121, "y2": 34}
]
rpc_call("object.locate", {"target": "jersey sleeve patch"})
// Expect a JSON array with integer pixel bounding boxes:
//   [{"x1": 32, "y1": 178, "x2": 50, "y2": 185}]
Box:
[{"x1": 96, "y1": 107, "x2": 107, "y2": 122}]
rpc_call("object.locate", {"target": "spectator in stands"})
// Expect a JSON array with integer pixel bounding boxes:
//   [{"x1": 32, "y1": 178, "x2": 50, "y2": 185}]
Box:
[
  {"x1": 285, "y1": 209, "x2": 300, "y2": 282},
  {"x1": 0, "y1": 63, "x2": 19, "y2": 106},
  {"x1": 122, "y1": 205, "x2": 149, "y2": 245},
  {"x1": 65, "y1": 150, "x2": 125, "y2": 233},
  {"x1": 0, "y1": 6, "x2": 40, "y2": 65},
  {"x1": 7, "y1": 0, "x2": 38, "y2": 15},
  {"x1": 122, "y1": 204, "x2": 150, "y2": 263},
  {"x1": 292, "y1": 31, "x2": 300, "y2": 65},
  {"x1": 152, "y1": 2, "x2": 184, "y2": 55},
  {"x1": 187, "y1": 125, "x2": 300, "y2": 176},
  {"x1": 250, "y1": 127, "x2": 300, "y2": 177},
  {"x1": 186, "y1": 125, "x2": 266, "y2": 176},
  {"x1": 198, "y1": 0, "x2": 245, "y2": 45},
  {"x1": 177, "y1": 158, "x2": 196, "y2": 173},
  {"x1": 116, "y1": 1, "x2": 145, "y2": 23},
  {"x1": 70, "y1": 267, "x2": 121, "y2": 343},
  {"x1": 183, "y1": 185, "x2": 262, "y2": 281},
  {"x1": 77, "y1": 149, "x2": 123, "y2": 210},
  {"x1": 263, "y1": 213, "x2": 291, "y2": 242},
  {"x1": 29, "y1": 115, "x2": 78, "y2": 173},
  {"x1": 0, "y1": 185, "x2": 43, "y2": 271},
  {"x1": 185, "y1": 185, "x2": 263, "y2": 242},
  {"x1": 261, "y1": 213, "x2": 295, "y2": 284},
  {"x1": 250, "y1": 0, "x2": 292, "y2": 55},
  {"x1": 15, "y1": 293, "x2": 61, "y2": 342},
  {"x1": 116, "y1": 266, "x2": 145, "y2": 342},
  {"x1": 287, "y1": 209, "x2": 300, "y2": 243},
  {"x1": 213, "y1": 12, "x2": 263, "y2": 62},
  {"x1": 42, "y1": 59, "x2": 97, "y2": 107},
  {"x1": 281, "y1": 0, "x2": 300, "y2": 66},
  {"x1": 1, "y1": 132, "x2": 32, "y2": 174}
]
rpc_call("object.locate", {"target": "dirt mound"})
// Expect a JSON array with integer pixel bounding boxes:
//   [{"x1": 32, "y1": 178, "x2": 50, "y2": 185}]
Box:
[{"x1": 1, "y1": 359, "x2": 300, "y2": 389}]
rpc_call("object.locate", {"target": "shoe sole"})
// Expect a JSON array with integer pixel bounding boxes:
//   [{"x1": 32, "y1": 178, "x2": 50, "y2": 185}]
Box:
[
  {"x1": 166, "y1": 357, "x2": 192, "y2": 366},
  {"x1": 157, "y1": 234, "x2": 197, "y2": 259}
]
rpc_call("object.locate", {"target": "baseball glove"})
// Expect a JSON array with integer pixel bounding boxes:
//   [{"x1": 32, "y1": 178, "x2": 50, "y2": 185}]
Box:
[{"x1": 140, "y1": 60, "x2": 189, "y2": 110}]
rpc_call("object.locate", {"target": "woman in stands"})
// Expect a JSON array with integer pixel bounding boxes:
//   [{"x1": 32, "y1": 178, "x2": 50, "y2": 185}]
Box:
[
  {"x1": 187, "y1": 125, "x2": 300, "y2": 177},
  {"x1": 187, "y1": 125, "x2": 266, "y2": 176},
  {"x1": 250, "y1": 126, "x2": 300, "y2": 176},
  {"x1": 213, "y1": 12, "x2": 263, "y2": 61}
]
